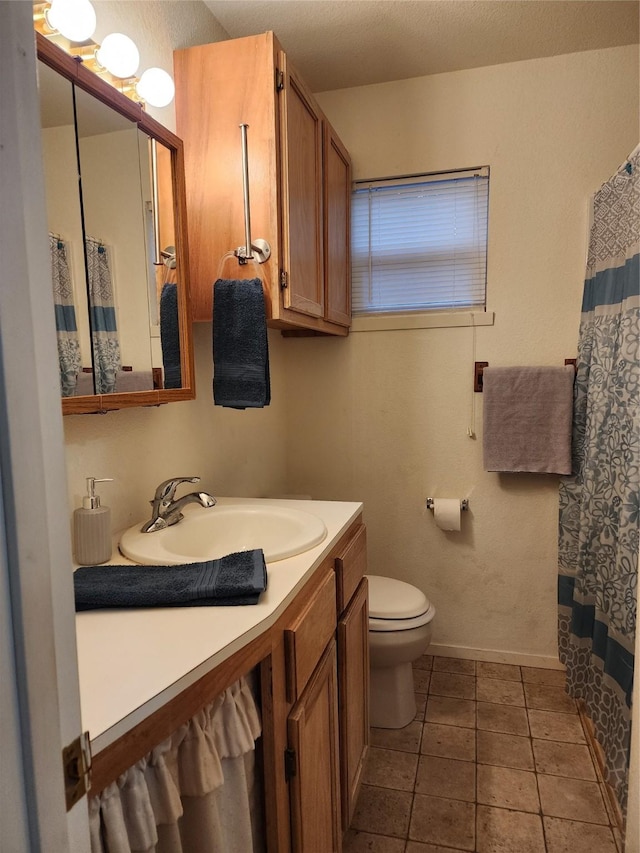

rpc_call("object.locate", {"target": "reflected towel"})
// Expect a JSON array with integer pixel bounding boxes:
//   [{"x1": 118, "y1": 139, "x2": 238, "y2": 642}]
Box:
[
  {"x1": 74, "y1": 549, "x2": 267, "y2": 611},
  {"x1": 482, "y1": 366, "x2": 574, "y2": 474},
  {"x1": 160, "y1": 283, "x2": 182, "y2": 389},
  {"x1": 213, "y1": 278, "x2": 270, "y2": 408}
]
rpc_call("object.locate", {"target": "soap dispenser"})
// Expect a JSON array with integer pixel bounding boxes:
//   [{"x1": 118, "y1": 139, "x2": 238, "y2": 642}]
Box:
[{"x1": 74, "y1": 477, "x2": 113, "y2": 566}]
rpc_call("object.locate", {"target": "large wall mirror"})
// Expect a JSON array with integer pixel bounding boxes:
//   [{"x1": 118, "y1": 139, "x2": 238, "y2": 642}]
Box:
[{"x1": 37, "y1": 34, "x2": 195, "y2": 414}]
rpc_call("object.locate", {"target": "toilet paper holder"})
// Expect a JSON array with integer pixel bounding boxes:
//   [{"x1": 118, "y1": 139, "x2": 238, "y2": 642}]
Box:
[{"x1": 426, "y1": 498, "x2": 469, "y2": 511}]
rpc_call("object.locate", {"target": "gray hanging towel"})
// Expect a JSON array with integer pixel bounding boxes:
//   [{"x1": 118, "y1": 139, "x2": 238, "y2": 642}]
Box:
[
  {"x1": 73, "y1": 549, "x2": 267, "y2": 611},
  {"x1": 483, "y1": 366, "x2": 574, "y2": 473},
  {"x1": 213, "y1": 278, "x2": 270, "y2": 408}
]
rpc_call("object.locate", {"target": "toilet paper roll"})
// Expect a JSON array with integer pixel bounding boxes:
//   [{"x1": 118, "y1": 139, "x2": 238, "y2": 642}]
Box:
[{"x1": 433, "y1": 498, "x2": 462, "y2": 531}]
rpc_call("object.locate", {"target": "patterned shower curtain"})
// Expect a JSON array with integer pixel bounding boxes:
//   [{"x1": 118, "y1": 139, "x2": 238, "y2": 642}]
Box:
[
  {"x1": 86, "y1": 236, "x2": 121, "y2": 394},
  {"x1": 558, "y1": 145, "x2": 639, "y2": 811},
  {"x1": 50, "y1": 234, "x2": 81, "y2": 397}
]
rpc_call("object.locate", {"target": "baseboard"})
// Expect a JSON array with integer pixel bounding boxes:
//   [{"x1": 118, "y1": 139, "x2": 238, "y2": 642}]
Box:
[
  {"x1": 578, "y1": 701, "x2": 625, "y2": 837},
  {"x1": 429, "y1": 643, "x2": 565, "y2": 670}
]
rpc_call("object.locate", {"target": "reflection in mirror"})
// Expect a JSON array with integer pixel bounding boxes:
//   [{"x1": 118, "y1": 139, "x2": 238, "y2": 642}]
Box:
[
  {"x1": 37, "y1": 32, "x2": 194, "y2": 412},
  {"x1": 38, "y1": 60, "x2": 90, "y2": 397},
  {"x1": 153, "y1": 139, "x2": 182, "y2": 389},
  {"x1": 74, "y1": 87, "x2": 156, "y2": 394}
]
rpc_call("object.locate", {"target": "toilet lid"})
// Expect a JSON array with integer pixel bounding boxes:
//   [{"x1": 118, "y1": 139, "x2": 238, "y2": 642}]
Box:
[{"x1": 366, "y1": 574, "x2": 431, "y2": 620}]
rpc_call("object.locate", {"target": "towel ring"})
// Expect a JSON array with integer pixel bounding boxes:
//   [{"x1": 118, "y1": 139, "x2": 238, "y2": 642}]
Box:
[{"x1": 215, "y1": 250, "x2": 265, "y2": 285}]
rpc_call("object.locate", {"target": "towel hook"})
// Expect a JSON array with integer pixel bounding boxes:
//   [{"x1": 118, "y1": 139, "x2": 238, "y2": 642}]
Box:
[{"x1": 235, "y1": 124, "x2": 271, "y2": 265}]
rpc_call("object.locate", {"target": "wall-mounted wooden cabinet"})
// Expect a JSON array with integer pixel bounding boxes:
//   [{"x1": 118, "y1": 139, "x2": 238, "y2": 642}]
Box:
[{"x1": 174, "y1": 32, "x2": 352, "y2": 335}]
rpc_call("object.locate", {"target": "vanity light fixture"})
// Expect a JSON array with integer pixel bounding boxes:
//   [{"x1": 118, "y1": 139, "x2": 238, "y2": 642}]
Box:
[
  {"x1": 43, "y1": 0, "x2": 96, "y2": 43},
  {"x1": 33, "y1": 3, "x2": 175, "y2": 108},
  {"x1": 95, "y1": 33, "x2": 140, "y2": 79},
  {"x1": 136, "y1": 68, "x2": 175, "y2": 108}
]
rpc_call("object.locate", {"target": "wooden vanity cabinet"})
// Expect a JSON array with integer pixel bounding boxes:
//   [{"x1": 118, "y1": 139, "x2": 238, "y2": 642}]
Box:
[
  {"x1": 282, "y1": 566, "x2": 342, "y2": 851},
  {"x1": 288, "y1": 640, "x2": 342, "y2": 852},
  {"x1": 280, "y1": 522, "x2": 368, "y2": 851},
  {"x1": 174, "y1": 32, "x2": 352, "y2": 335},
  {"x1": 87, "y1": 517, "x2": 368, "y2": 853},
  {"x1": 335, "y1": 525, "x2": 369, "y2": 830},
  {"x1": 338, "y1": 579, "x2": 369, "y2": 829}
]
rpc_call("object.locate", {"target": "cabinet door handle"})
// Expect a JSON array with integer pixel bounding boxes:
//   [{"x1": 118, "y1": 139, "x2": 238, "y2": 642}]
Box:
[{"x1": 150, "y1": 138, "x2": 162, "y2": 266}]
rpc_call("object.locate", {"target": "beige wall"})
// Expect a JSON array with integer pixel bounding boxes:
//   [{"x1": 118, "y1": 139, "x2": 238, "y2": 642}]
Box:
[
  {"x1": 41, "y1": 125, "x2": 93, "y2": 365},
  {"x1": 58, "y1": 7, "x2": 638, "y2": 826},
  {"x1": 65, "y1": 325, "x2": 289, "y2": 533},
  {"x1": 79, "y1": 128, "x2": 154, "y2": 371},
  {"x1": 282, "y1": 45, "x2": 639, "y2": 665},
  {"x1": 62, "y1": 2, "x2": 636, "y2": 668},
  {"x1": 63, "y1": 3, "x2": 289, "y2": 532}
]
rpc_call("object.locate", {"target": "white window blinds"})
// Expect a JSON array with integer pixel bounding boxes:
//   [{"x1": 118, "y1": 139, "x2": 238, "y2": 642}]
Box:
[{"x1": 351, "y1": 168, "x2": 489, "y2": 314}]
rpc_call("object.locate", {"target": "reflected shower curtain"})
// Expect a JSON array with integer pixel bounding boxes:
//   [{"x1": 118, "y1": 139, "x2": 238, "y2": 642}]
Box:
[
  {"x1": 86, "y1": 236, "x2": 121, "y2": 394},
  {"x1": 558, "y1": 145, "x2": 639, "y2": 810},
  {"x1": 50, "y1": 234, "x2": 81, "y2": 396}
]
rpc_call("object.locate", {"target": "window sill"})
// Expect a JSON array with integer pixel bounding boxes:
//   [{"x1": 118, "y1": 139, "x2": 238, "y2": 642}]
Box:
[{"x1": 350, "y1": 310, "x2": 495, "y2": 333}]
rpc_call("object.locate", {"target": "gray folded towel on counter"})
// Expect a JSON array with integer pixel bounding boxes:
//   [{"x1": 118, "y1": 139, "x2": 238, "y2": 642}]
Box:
[
  {"x1": 74, "y1": 549, "x2": 267, "y2": 611},
  {"x1": 213, "y1": 278, "x2": 271, "y2": 409}
]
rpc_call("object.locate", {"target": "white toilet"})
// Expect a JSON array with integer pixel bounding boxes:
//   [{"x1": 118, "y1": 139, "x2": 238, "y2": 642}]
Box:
[{"x1": 366, "y1": 575, "x2": 436, "y2": 729}]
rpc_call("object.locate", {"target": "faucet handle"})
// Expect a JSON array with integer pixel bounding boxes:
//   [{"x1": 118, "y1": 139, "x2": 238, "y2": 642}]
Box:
[{"x1": 153, "y1": 476, "x2": 200, "y2": 503}]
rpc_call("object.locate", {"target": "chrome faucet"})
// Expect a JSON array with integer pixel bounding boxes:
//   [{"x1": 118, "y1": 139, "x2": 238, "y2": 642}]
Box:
[{"x1": 141, "y1": 477, "x2": 217, "y2": 533}]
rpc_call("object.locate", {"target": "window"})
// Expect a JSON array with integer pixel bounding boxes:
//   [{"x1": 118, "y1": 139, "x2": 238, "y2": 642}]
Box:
[{"x1": 351, "y1": 168, "x2": 489, "y2": 315}]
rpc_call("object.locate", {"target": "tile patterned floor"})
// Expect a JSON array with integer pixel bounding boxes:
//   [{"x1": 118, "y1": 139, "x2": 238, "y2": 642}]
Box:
[{"x1": 345, "y1": 656, "x2": 623, "y2": 853}]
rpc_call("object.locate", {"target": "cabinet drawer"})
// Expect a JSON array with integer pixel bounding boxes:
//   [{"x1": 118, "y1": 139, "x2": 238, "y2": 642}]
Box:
[
  {"x1": 285, "y1": 568, "x2": 336, "y2": 701},
  {"x1": 335, "y1": 523, "x2": 367, "y2": 613}
]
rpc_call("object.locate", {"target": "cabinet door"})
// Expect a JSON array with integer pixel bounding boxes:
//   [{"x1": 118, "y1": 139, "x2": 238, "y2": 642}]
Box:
[
  {"x1": 279, "y1": 55, "x2": 325, "y2": 319},
  {"x1": 175, "y1": 34, "x2": 280, "y2": 322},
  {"x1": 338, "y1": 578, "x2": 370, "y2": 830},
  {"x1": 288, "y1": 640, "x2": 342, "y2": 852},
  {"x1": 324, "y1": 122, "x2": 352, "y2": 327}
]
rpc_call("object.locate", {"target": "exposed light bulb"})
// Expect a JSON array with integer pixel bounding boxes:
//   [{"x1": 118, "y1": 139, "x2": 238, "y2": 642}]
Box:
[
  {"x1": 45, "y1": 0, "x2": 96, "y2": 43},
  {"x1": 96, "y1": 33, "x2": 140, "y2": 79},
  {"x1": 136, "y1": 68, "x2": 175, "y2": 108}
]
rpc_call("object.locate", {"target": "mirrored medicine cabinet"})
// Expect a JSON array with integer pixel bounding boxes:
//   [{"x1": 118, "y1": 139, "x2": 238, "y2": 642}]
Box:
[{"x1": 36, "y1": 33, "x2": 195, "y2": 414}]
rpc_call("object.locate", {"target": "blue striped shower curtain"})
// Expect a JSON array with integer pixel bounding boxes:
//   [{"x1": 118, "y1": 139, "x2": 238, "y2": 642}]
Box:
[
  {"x1": 50, "y1": 234, "x2": 81, "y2": 396},
  {"x1": 558, "y1": 146, "x2": 639, "y2": 811},
  {"x1": 86, "y1": 236, "x2": 121, "y2": 394}
]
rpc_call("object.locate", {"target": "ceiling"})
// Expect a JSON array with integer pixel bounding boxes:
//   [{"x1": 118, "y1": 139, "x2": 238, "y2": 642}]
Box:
[{"x1": 203, "y1": 0, "x2": 639, "y2": 92}]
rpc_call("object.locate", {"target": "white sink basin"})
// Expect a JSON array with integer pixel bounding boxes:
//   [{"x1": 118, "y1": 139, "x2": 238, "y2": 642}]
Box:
[{"x1": 119, "y1": 503, "x2": 328, "y2": 565}]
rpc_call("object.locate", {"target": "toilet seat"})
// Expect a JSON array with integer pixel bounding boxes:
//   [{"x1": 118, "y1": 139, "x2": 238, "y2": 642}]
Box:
[{"x1": 366, "y1": 575, "x2": 436, "y2": 632}]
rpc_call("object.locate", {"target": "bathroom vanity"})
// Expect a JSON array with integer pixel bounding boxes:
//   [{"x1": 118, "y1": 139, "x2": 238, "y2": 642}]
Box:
[{"x1": 77, "y1": 498, "x2": 369, "y2": 851}]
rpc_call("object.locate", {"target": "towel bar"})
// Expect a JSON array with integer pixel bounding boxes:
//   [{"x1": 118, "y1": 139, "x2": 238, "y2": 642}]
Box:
[
  {"x1": 234, "y1": 124, "x2": 271, "y2": 265},
  {"x1": 426, "y1": 498, "x2": 469, "y2": 511},
  {"x1": 475, "y1": 360, "x2": 577, "y2": 391}
]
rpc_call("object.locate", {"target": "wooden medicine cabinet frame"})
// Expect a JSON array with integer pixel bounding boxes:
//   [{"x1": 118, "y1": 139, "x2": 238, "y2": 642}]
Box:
[{"x1": 37, "y1": 33, "x2": 195, "y2": 415}]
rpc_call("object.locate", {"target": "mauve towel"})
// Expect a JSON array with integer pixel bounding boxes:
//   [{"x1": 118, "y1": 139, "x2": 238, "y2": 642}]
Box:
[
  {"x1": 74, "y1": 549, "x2": 267, "y2": 611},
  {"x1": 213, "y1": 278, "x2": 270, "y2": 408},
  {"x1": 482, "y1": 366, "x2": 574, "y2": 474}
]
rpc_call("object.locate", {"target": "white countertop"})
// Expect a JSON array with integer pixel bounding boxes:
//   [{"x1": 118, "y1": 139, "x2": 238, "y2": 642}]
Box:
[{"x1": 75, "y1": 497, "x2": 362, "y2": 755}]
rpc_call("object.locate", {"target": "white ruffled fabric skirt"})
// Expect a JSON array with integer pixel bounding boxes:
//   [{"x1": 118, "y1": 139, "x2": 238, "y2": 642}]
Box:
[{"x1": 89, "y1": 676, "x2": 263, "y2": 853}]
